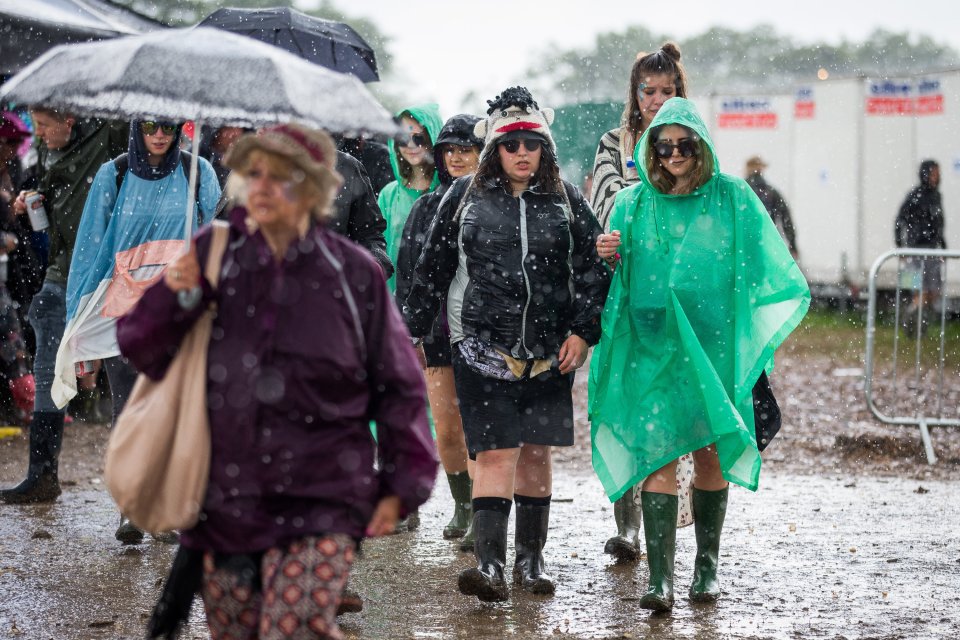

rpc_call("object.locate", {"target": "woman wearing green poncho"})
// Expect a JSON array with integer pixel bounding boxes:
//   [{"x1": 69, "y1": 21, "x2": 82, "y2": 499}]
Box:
[
  {"x1": 590, "y1": 97, "x2": 809, "y2": 611},
  {"x1": 377, "y1": 104, "x2": 443, "y2": 292}
]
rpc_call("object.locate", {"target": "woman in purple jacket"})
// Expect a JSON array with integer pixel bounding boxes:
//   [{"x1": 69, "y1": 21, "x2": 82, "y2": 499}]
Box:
[{"x1": 117, "y1": 124, "x2": 437, "y2": 640}]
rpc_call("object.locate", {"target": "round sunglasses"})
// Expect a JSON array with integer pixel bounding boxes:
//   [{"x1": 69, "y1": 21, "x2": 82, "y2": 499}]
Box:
[
  {"x1": 654, "y1": 138, "x2": 699, "y2": 159},
  {"x1": 499, "y1": 138, "x2": 542, "y2": 154}
]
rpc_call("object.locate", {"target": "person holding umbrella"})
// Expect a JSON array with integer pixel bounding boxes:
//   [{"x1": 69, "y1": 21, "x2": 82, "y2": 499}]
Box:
[
  {"x1": 53, "y1": 118, "x2": 220, "y2": 543},
  {"x1": 404, "y1": 87, "x2": 609, "y2": 602},
  {"x1": 118, "y1": 124, "x2": 437, "y2": 639},
  {"x1": 377, "y1": 103, "x2": 443, "y2": 292}
]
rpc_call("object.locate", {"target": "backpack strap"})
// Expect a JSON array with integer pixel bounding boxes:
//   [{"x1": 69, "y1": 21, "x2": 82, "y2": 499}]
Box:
[{"x1": 112, "y1": 152, "x2": 203, "y2": 226}]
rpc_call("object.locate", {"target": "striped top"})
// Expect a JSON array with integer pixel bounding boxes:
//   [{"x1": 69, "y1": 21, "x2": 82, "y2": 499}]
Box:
[{"x1": 589, "y1": 127, "x2": 640, "y2": 231}]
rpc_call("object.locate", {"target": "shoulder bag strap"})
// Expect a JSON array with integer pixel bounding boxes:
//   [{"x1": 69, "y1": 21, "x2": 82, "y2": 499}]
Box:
[{"x1": 204, "y1": 220, "x2": 230, "y2": 290}]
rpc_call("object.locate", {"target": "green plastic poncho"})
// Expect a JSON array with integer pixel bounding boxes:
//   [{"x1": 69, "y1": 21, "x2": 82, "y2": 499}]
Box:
[
  {"x1": 377, "y1": 103, "x2": 443, "y2": 291},
  {"x1": 588, "y1": 98, "x2": 810, "y2": 499}
]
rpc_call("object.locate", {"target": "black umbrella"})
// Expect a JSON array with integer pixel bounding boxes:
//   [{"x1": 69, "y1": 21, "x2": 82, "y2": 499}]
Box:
[{"x1": 198, "y1": 6, "x2": 379, "y2": 82}]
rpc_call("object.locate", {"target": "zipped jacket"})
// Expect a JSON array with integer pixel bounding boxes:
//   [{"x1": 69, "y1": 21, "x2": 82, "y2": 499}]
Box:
[{"x1": 404, "y1": 175, "x2": 609, "y2": 360}]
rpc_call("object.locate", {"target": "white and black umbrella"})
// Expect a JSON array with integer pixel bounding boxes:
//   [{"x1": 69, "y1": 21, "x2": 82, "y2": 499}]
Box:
[{"x1": 0, "y1": 26, "x2": 398, "y2": 303}]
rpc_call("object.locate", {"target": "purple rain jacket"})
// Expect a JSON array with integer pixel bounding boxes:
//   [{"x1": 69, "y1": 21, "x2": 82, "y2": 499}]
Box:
[{"x1": 116, "y1": 207, "x2": 437, "y2": 553}]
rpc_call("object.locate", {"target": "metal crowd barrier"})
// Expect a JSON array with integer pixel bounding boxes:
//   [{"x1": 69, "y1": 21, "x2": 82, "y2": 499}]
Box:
[{"x1": 864, "y1": 248, "x2": 960, "y2": 463}]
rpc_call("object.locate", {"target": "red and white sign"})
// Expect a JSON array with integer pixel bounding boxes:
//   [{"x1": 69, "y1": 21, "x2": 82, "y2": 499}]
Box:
[
  {"x1": 718, "y1": 97, "x2": 777, "y2": 128},
  {"x1": 794, "y1": 87, "x2": 815, "y2": 119},
  {"x1": 866, "y1": 78, "x2": 944, "y2": 116}
]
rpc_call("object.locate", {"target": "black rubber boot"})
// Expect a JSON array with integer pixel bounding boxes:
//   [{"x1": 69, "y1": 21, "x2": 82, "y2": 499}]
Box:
[
  {"x1": 115, "y1": 514, "x2": 145, "y2": 545},
  {"x1": 638, "y1": 491, "x2": 678, "y2": 612},
  {"x1": 513, "y1": 500, "x2": 555, "y2": 595},
  {"x1": 458, "y1": 509, "x2": 509, "y2": 602},
  {"x1": 458, "y1": 516, "x2": 475, "y2": 552},
  {"x1": 604, "y1": 485, "x2": 642, "y2": 563},
  {"x1": 443, "y1": 471, "x2": 473, "y2": 539},
  {"x1": 689, "y1": 486, "x2": 728, "y2": 603},
  {"x1": 0, "y1": 412, "x2": 64, "y2": 504}
]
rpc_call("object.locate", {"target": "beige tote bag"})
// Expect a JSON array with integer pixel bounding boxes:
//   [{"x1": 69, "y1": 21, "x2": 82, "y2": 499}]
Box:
[{"x1": 104, "y1": 221, "x2": 229, "y2": 534}]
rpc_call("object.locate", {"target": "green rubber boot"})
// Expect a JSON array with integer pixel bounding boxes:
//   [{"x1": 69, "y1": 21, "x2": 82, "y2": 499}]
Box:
[
  {"x1": 689, "y1": 486, "x2": 728, "y2": 602},
  {"x1": 638, "y1": 491, "x2": 678, "y2": 612},
  {"x1": 443, "y1": 471, "x2": 473, "y2": 539},
  {"x1": 604, "y1": 486, "x2": 642, "y2": 563}
]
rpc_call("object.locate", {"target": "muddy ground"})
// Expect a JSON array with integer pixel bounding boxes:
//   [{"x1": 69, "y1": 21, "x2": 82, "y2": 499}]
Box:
[{"x1": 1, "y1": 310, "x2": 959, "y2": 639}]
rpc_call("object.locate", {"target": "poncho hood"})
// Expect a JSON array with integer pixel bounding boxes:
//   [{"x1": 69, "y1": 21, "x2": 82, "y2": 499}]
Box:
[
  {"x1": 634, "y1": 97, "x2": 718, "y2": 197},
  {"x1": 386, "y1": 103, "x2": 443, "y2": 192}
]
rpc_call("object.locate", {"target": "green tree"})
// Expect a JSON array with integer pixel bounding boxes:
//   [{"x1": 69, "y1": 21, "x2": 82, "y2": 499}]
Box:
[{"x1": 524, "y1": 25, "x2": 960, "y2": 104}]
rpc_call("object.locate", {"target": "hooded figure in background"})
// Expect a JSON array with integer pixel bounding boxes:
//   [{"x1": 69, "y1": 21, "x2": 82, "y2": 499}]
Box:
[
  {"x1": 395, "y1": 113, "x2": 483, "y2": 551},
  {"x1": 590, "y1": 97, "x2": 809, "y2": 610},
  {"x1": 895, "y1": 159, "x2": 946, "y2": 332},
  {"x1": 376, "y1": 103, "x2": 443, "y2": 292}
]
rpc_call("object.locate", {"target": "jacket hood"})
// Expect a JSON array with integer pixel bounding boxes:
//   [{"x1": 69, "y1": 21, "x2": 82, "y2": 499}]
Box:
[
  {"x1": 634, "y1": 97, "x2": 719, "y2": 196},
  {"x1": 433, "y1": 113, "x2": 483, "y2": 185},
  {"x1": 127, "y1": 119, "x2": 184, "y2": 181},
  {"x1": 387, "y1": 103, "x2": 443, "y2": 191},
  {"x1": 919, "y1": 159, "x2": 939, "y2": 188}
]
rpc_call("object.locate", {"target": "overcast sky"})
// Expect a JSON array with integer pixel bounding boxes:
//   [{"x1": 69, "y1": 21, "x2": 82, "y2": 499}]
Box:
[{"x1": 302, "y1": 0, "x2": 960, "y2": 116}]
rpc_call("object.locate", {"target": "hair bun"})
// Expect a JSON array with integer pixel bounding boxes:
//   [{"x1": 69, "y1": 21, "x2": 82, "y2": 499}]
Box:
[{"x1": 660, "y1": 42, "x2": 682, "y2": 62}]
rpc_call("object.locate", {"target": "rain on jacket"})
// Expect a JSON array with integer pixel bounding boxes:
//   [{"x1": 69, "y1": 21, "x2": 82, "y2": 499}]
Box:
[
  {"x1": 589, "y1": 97, "x2": 810, "y2": 499},
  {"x1": 330, "y1": 150, "x2": 393, "y2": 278},
  {"x1": 895, "y1": 182, "x2": 945, "y2": 249},
  {"x1": 116, "y1": 207, "x2": 438, "y2": 551},
  {"x1": 403, "y1": 175, "x2": 610, "y2": 361},
  {"x1": 51, "y1": 149, "x2": 221, "y2": 408},
  {"x1": 32, "y1": 118, "x2": 129, "y2": 284},
  {"x1": 376, "y1": 103, "x2": 443, "y2": 291}
]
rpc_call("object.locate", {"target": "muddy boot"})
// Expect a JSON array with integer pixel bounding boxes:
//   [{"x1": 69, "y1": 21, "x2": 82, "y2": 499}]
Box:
[
  {"x1": 115, "y1": 514, "x2": 144, "y2": 545},
  {"x1": 393, "y1": 508, "x2": 420, "y2": 534},
  {"x1": 458, "y1": 502, "x2": 510, "y2": 602},
  {"x1": 513, "y1": 496, "x2": 555, "y2": 595},
  {"x1": 0, "y1": 412, "x2": 64, "y2": 504},
  {"x1": 443, "y1": 471, "x2": 473, "y2": 539},
  {"x1": 336, "y1": 583, "x2": 363, "y2": 615},
  {"x1": 689, "y1": 486, "x2": 728, "y2": 603},
  {"x1": 458, "y1": 517, "x2": 476, "y2": 552},
  {"x1": 604, "y1": 485, "x2": 642, "y2": 563},
  {"x1": 72, "y1": 386, "x2": 108, "y2": 424},
  {"x1": 151, "y1": 531, "x2": 180, "y2": 545},
  {"x1": 638, "y1": 491, "x2": 677, "y2": 612}
]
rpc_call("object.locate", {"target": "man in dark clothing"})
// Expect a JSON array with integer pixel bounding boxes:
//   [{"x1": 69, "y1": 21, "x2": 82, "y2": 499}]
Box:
[
  {"x1": 745, "y1": 156, "x2": 798, "y2": 258},
  {"x1": 330, "y1": 151, "x2": 393, "y2": 278},
  {"x1": 896, "y1": 159, "x2": 945, "y2": 329},
  {"x1": 338, "y1": 136, "x2": 393, "y2": 198},
  {"x1": 1, "y1": 109, "x2": 127, "y2": 504}
]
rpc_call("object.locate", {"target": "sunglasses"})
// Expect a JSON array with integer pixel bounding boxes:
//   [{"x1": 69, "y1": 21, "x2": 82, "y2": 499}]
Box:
[
  {"x1": 406, "y1": 133, "x2": 428, "y2": 147},
  {"x1": 499, "y1": 138, "x2": 542, "y2": 154},
  {"x1": 140, "y1": 121, "x2": 177, "y2": 136},
  {"x1": 654, "y1": 138, "x2": 698, "y2": 159}
]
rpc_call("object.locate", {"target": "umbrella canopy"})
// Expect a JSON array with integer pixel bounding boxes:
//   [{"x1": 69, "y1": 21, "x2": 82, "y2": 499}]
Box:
[
  {"x1": 0, "y1": 26, "x2": 397, "y2": 137},
  {"x1": 198, "y1": 6, "x2": 379, "y2": 82},
  {"x1": 0, "y1": 0, "x2": 162, "y2": 75}
]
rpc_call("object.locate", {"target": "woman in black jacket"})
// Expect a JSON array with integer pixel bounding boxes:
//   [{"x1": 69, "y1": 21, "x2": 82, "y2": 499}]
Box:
[
  {"x1": 396, "y1": 114, "x2": 483, "y2": 548},
  {"x1": 404, "y1": 87, "x2": 609, "y2": 602}
]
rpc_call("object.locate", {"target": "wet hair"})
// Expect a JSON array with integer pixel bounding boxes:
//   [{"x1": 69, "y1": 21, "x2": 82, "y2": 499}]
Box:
[
  {"x1": 486, "y1": 86, "x2": 539, "y2": 115},
  {"x1": 231, "y1": 149, "x2": 337, "y2": 222},
  {"x1": 29, "y1": 107, "x2": 74, "y2": 122},
  {"x1": 644, "y1": 124, "x2": 713, "y2": 195},
  {"x1": 622, "y1": 43, "x2": 689, "y2": 143},
  {"x1": 396, "y1": 111, "x2": 434, "y2": 186},
  {"x1": 474, "y1": 133, "x2": 563, "y2": 194}
]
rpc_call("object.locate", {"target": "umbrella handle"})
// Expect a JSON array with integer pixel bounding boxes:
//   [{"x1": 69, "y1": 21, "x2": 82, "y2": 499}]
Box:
[
  {"x1": 184, "y1": 117, "x2": 203, "y2": 242},
  {"x1": 177, "y1": 287, "x2": 203, "y2": 310}
]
